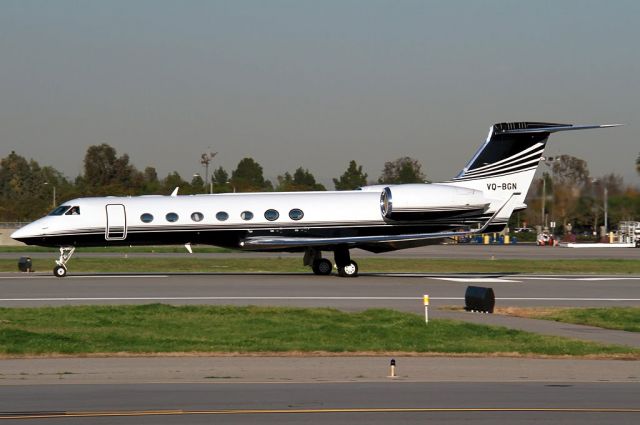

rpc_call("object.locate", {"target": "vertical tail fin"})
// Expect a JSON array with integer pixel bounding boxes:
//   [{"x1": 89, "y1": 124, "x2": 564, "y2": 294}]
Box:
[{"x1": 443, "y1": 122, "x2": 620, "y2": 230}]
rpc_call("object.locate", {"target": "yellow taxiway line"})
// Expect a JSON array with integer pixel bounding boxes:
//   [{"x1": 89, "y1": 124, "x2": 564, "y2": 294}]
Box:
[{"x1": 1, "y1": 407, "x2": 640, "y2": 420}]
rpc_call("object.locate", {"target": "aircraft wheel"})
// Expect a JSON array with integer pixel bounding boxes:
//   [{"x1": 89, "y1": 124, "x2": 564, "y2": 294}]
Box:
[
  {"x1": 53, "y1": 265, "x2": 67, "y2": 278},
  {"x1": 312, "y1": 259, "x2": 333, "y2": 275},
  {"x1": 636, "y1": 240, "x2": 640, "y2": 248},
  {"x1": 338, "y1": 261, "x2": 358, "y2": 278}
]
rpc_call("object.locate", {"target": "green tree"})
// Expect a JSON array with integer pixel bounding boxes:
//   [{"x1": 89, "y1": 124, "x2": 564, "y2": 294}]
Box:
[
  {"x1": 230, "y1": 158, "x2": 273, "y2": 192},
  {"x1": 212, "y1": 166, "x2": 232, "y2": 193},
  {"x1": 190, "y1": 174, "x2": 205, "y2": 193},
  {"x1": 550, "y1": 154, "x2": 590, "y2": 228},
  {"x1": 83, "y1": 143, "x2": 118, "y2": 187},
  {"x1": 277, "y1": 167, "x2": 326, "y2": 191},
  {"x1": 378, "y1": 157, "x2": 426, "y2": 184},
  {"x1": 636, "y1": 153, "x2": 640, "y2": 176},
  {"x1": 333, "y1": 160, "x2": 368, "y2": 190},
  {"x1": 161, "y1": 171, "x2": 187, "y2": 194},
  {"x1": 82, "y1": 143, "x2": 144, "y2": 195},
  {"x1": 142, "y1": 166, "x2": 161, "y2": 193},
  {"x1": 0, "y1": 151, "x2": 69, "y2": 220}
]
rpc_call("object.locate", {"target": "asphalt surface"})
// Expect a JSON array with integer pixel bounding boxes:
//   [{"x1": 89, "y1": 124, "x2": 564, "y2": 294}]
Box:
[
  {"x1": 0, "y1": 381, "x2": 638, "y2": 424},
  {"x1": 1, "y1": 246, "x2": 638, "y2": 424}
]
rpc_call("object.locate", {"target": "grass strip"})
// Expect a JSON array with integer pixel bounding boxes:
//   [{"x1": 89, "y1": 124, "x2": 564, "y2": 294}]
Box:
[
  {"x1": 2, "y1": 257, "x2": 640, "y2": 274},
  {"x1": 0, "y1": 305, "x2": 637, "y2": 357},
  {"x1": 498, "y1": 307, "x2": 640, "y2": 333}
]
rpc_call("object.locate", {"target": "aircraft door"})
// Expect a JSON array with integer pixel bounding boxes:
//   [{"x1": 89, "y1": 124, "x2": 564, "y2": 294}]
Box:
[{"x1": 105, "y1": 204, "x2": 127, "y2": 240}]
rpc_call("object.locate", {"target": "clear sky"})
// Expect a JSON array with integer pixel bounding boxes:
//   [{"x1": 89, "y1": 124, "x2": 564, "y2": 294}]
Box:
[{"x1": 1, "y1": 0, "x2": 638, "y2": 187}]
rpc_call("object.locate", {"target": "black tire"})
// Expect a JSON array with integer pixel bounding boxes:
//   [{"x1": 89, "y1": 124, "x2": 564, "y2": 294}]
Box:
[
  {"x1": 636, "y1": 240, "x2": 640, "y2": 248},
  {"x1": 53, "y1": 265, "x2": 67, "y2": 278},
  {"x1": 312, "y1": 259, "x2": 333, "y2": 275},
  {"x1": 338, "y1": 260, "x2": 358, "y2": 278}
]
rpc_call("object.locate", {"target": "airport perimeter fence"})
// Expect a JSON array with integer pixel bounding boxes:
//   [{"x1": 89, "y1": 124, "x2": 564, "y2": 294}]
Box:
[
  {"x1": 0, "y1": 223, "x2": 29, "y2": 246},
  {"x1": 0, "y1": 222, "x2": 30, "y2": 229}
]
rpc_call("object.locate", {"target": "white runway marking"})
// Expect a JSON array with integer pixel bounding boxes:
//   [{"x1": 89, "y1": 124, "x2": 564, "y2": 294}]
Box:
[
  {"x1": 432, "y1": 276, "x2": 640, "y2": 283},
  {"x1": 520, "y1": 276, "x2": 640, "y2": 281},
  {"x1": 0, "y1": 296, "x2": 425, "y2": 302},
  {"x1": 0, "y1": 275, "x2": 169, "y2": 279},
  {"x1": 433, "y1": 278, "x2": 521, "y2": 283},
  {"x1": 0, "y1": 296, "x2": 639, "y2": 302}
]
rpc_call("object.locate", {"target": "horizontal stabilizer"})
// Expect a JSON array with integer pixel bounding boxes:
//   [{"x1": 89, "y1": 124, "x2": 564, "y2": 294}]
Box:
[{"x1": 498, "y1": 123, "x2": 622, "y2": 134}]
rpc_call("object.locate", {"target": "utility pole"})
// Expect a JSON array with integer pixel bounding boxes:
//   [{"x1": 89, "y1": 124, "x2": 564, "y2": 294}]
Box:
[
  {"x1": 541, "y1": 176, "x2": 546, "y2": 228},
  {"x1": 604, "y1": 186, "x2": 608, "y2": 235},
  {"x1": 44, "y1": 182, "x2": 56, "y2": 208},
  {"x1": 200, "y1": 151, "x2": 218, "y2": 194}
]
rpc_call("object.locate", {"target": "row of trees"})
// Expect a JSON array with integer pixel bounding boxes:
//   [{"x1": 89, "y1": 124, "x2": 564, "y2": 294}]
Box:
[
  {"x1": 517, "y1": 154, "x2": 640, "y2": 234},
  {"x1": 2, "y1": 144, "x2": 638, "y2": 230},
  {"x1": 0, "y1": 144, "x2": 426, "y2": 221}
]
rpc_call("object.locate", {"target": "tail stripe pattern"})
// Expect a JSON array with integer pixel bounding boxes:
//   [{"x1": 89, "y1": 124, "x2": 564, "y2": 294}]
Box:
[{"x1": 457, "y1": 143, "x2": 545, "y2": 179}]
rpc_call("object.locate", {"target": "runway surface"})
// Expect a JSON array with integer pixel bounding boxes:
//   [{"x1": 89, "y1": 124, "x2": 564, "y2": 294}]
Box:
[
  {"x1": 1, "y1": 250, "x2": 638, "y2": 424},
  {"x1": 0, "y1": 381, "x2": 638, "y2": 424},
  {"x1": 2, "y1": 272, "x2": 640, "y2": 309}
]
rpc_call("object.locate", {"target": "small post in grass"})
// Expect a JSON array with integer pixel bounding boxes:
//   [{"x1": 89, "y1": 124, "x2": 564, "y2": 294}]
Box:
[
  {"x1": 389, "y1": 359, "x2": 396, "y2": 378},
  {"x1": 423, "y1": 294, "x2": 429, "y2": 324}
]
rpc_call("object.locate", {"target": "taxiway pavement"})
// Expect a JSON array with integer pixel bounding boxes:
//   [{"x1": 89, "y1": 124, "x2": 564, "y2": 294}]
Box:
[
  {"x1": 1, "y1": 247, "x2": 638, "y2": 424},
  {"x1": 0, "y1": 380, "x2": 638, "y2": 424}
]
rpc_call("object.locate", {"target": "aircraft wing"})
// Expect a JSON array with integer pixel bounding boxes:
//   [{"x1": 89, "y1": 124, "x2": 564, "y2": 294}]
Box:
[{"x1": 240, "y1": 192, "x2": 520, "y2": 250}]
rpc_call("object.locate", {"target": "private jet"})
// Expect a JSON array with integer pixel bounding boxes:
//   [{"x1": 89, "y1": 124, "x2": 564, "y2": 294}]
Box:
[{"x1": 12, "y1": 121, "x2": 619, "y2": 277}]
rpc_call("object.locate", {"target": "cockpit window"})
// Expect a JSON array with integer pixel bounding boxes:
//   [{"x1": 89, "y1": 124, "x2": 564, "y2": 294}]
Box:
[
  {"x1": 65, "y1": 206, "x2": 80, "y2": 215},
  {"x1": 49, "y1": 205, "x2": 71, "y2": 216}
]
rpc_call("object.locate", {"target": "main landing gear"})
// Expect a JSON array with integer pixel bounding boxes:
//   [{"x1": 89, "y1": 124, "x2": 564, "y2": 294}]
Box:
[
  {"x1": 304, "y1": 247, "x2": 359, "y2": 278},
  {"x1": 53, "y1": 247, "x2": 75, "y2": 278}
]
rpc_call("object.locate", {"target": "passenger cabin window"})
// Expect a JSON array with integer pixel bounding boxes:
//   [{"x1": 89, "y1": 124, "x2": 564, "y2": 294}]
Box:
[
  {"x1": 191, "y1": 212, "x2": 204, "y2": 222},
  {"x1": 216, "y1": 211, "x2": 229, "y2": 221},
  {"x1": 240, "y1": 211, "x2": 253, "y2": 221},
  {"x1": 289, "y1": 209, "x2": 304, "y2": 220},
  {"x1": 140, "y1": 213, "x2": 154, "y2": 223},
  {"x1": 264, "y1": 209, "x2": 279, "y2": 221},
  {"x1": 65, "y1": 206, "x2": 80, "y2": 215},
  {"x1": 49, "y1": 205, "x2": 71, "y2": 216},
  {"x1": 166, "y1": 212, "x2": 179, "y2": 222}
]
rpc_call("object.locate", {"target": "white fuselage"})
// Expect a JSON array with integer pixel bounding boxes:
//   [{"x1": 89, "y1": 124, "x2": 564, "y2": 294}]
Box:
[{"x1": 12, "y1": 184, "x2": 492, "y2": 250}]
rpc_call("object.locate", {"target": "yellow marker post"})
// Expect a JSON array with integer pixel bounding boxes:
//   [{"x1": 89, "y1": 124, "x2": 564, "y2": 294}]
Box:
[{"x1": 423, "y1": 295, "x2": 429, "y2": 324}]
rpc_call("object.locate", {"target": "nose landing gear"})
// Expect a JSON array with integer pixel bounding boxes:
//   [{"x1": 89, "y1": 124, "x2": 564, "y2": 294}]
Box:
[{"x1": 53, "y1": 247, "x2": 75, "y2": 278}]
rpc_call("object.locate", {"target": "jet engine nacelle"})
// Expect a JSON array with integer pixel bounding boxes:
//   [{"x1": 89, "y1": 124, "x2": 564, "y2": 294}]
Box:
[{"x1": 376, "y1": 184, "x2": 489, "y2": 221}]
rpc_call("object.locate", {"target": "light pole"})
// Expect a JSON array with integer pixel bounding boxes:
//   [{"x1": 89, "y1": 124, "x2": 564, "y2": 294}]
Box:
[
  {"x1": 44, "y1": 182, "x2": 56, "y2": 208},
  {"x1": 603, "y1": 186, "x2": 608, "y2": 235},
  {"x1": 539, "y1": 156, "x2": 557, "y2": 228},
  {"x1": 200, "y1": 151, "x2": 218, "y2": 194},
  {"x1": 591, "y1": 179, "x2": 609, "y2": 237},
  {"x1": 192, "y1": 173, "x2": 203, "y2": 193},
  {"x1": 541, "y1": 173, "x2": 546, "y2": 228}
]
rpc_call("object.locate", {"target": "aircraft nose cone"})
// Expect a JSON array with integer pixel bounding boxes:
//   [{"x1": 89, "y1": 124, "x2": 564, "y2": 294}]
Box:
[
  {"x1": 11, "y1": 226, "x2": 29, "y2": 241},
  {"x1": 11, "y1": 222, "x2": 41, "y2": 242}
]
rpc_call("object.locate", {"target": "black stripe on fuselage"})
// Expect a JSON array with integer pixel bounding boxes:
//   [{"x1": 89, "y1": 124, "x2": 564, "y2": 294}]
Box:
[{"x1": 16, "y1": 220, "x2": 474, "y2": 249}]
